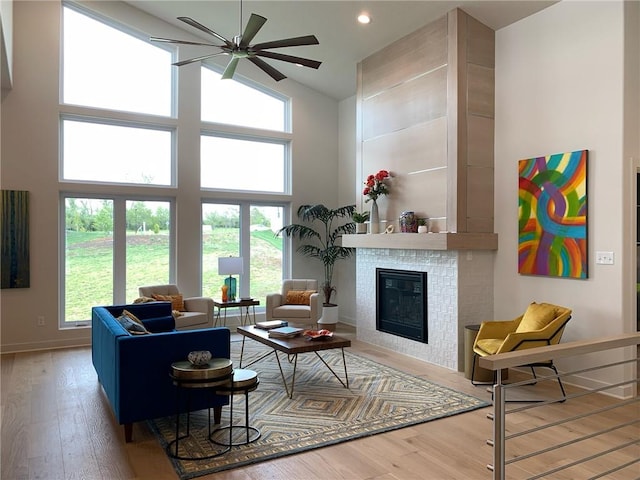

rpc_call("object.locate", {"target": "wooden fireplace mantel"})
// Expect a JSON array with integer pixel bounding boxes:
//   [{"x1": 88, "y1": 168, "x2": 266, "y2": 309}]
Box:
[{"x1": 342, "y1": 232, "x2": 498, "y2": 251}]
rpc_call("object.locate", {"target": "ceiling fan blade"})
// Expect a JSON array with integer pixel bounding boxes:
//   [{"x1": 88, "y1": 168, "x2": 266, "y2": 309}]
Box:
[
  {"x1": 252, "y1": 35, "x2": 319, "y2": 51},
  {"x1": 150, "y1": 37, "x2": 220, "y2": 47},
  {"x1": 255, "y1": 51, "x2": 321, "y2": 69},
  {"x1": 178, "y1": 16, "x2": 232, "y2": 46},
  {"x1": 239, "y1": 14, "x2": 267, "y2": 48},
  {"x1": 222, "y1": 57, "x2": 240, "y2": 80},
  {"x1": 248, "y1": 57, "x2": 286, "y2": 82},
  {"x1": 173, "y1": 51, "x2": 228, "y2": 67}
]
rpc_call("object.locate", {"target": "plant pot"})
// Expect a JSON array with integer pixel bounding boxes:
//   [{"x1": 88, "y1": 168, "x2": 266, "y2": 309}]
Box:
[
  {"x1": 318, "y1": 305, "x2": 339, "y2": 330},
  {"x1": 355, "y1": 223, "x2": 367, "y2": 234},
  {"x1": 418, "y1": 225, "x2": 428, "y2": 233}
]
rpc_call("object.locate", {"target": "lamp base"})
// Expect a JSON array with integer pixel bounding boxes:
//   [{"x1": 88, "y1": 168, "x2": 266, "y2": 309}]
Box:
[{"x1": 224, "y1": 276, "x2": 237, "y2": 301}]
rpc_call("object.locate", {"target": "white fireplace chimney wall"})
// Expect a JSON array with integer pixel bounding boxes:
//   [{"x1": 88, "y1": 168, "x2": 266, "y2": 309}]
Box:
[{"x1": 356, "y1": 248, "x2": 494, "y2": 371}]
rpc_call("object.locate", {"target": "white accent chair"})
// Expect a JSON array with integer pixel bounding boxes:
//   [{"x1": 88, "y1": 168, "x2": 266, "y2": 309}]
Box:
[
  {"x1": 138, "y1": 284, "x2": 214, "y2": 330},
  {"x1": 265, "y1": 279, "x2": 323, "y2": 328}
]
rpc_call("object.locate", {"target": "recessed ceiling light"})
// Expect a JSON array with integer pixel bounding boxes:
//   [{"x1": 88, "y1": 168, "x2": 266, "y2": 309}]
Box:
[{"x1": 357, "y1": 13, "x2": 371, "y2": 24}]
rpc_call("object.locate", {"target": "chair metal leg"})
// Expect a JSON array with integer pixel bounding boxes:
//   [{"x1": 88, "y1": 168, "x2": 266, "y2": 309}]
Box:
[{"x1": 548, "y1": 363, "x2": 567, "y2": 401}]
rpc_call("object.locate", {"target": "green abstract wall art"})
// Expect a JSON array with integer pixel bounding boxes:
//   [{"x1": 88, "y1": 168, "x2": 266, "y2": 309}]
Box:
[
  {"x1": 1, "y1": 190, "x2": 30, "y2": 288},
  {"x1": 518, "y1": 150, "x2": 588, "y2": 279}
]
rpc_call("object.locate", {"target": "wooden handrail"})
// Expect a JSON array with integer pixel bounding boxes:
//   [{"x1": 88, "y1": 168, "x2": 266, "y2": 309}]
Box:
[{"x1": 478, "y1": 333, "x2": 640, "y2": 371}]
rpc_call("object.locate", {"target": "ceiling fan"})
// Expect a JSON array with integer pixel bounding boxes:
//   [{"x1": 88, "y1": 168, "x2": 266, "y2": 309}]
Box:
[{"x1": 150, "y1": 1, "x2": 321, "y2": 82}]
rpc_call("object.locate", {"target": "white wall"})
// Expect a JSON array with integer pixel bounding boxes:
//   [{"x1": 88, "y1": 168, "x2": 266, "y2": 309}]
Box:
[
  {"x1": 336, "y1": 95, "x2": 357, "y2": 324},
  {"x1": 0, "y1": 0, "x2": 13, "y2": 90},
  {"x1": 494, "y1": 0, "x2": 638, "y2": 395},
  {"x1": 0, "y1": 1, "x2": 339, "y2": 352}
]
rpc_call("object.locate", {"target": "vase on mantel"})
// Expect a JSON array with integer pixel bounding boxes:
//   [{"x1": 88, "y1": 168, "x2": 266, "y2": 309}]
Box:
[{"x1": 368, "y1": 200, "x2": 379, "y2": 234}]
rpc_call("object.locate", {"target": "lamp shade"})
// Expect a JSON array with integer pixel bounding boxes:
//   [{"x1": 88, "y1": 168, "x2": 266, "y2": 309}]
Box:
[{"x1": 218, "y1": 256, "x2": 244, "y2": 275}]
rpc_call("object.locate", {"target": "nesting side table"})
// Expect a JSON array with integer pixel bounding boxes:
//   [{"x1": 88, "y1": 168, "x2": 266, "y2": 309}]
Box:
[
  {"x1": 168, "y1": 358, "x2": 233, "y2": 460},
  {"x1": 211, "y1": 368, "x2": 261, "y2": 446}
]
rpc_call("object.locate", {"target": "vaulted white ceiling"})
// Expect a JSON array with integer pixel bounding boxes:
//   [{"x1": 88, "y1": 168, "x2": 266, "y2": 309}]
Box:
[{"x1": 126, "y1": 1, "x2": 556, "y2": 100}]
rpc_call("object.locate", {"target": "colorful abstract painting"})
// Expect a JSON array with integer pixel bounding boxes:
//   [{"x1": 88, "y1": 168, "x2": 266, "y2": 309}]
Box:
[{"x1": 518, "y1": 150, "x2": 587, "y2": 279}]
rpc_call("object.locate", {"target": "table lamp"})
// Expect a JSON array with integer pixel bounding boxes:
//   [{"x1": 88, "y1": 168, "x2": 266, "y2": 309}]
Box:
[{"x1": 218, "y1": 256, "x2": 243, "y2": 301}]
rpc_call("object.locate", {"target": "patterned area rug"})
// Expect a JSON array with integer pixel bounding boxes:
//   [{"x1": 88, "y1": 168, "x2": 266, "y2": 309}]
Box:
[{"x1": 148, "y1": 338, "x2": 489, "y2": 479}]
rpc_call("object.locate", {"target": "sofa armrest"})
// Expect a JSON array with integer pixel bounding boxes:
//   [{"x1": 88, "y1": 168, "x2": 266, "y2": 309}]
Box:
[
  {"x1": 115, "y1": 327, "x2": 231, "y2": 424},
  {"x1": 265, "y1": 293, "x2": 283, "y2": 320}
]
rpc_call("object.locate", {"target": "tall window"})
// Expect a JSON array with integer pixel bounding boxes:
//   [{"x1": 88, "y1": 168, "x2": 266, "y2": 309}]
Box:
[
  {"x1": 201, "y1": 66, "x2": 287, "y2": 131},
  {"x1": 64, "y1": 198, "x2": 114, "y2": 323},
  {"x1": 62, "y1": 119, "x2": 173, "y2": 185},
  {"x1": 62, "y1": 197, "x2": 172, "y2": 325},
  {"x1": 202, "y1": 203, "x2": 283, "y2": 308},
  {"x1": 60, "y1": 4, "x2": 291, "y2": 326},
  {"x1": 63, "y1": 4, "x2": 172, "y2": 115},
  {"x1": 200, "y1": 135, "x2": 287, "y2": 193}
]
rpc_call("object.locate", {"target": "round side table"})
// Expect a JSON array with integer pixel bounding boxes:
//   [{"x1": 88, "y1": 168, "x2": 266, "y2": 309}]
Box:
[
  {"x1": 211, "y1": 368, "x2": 261, "y2": 446},
  {"x1": 168, "y1": 358, "x2": 233, "y2": 460}
]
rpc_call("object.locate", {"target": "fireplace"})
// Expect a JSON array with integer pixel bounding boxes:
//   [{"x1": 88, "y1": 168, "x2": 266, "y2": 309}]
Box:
[{"x1": 376, "y1": 268, "x2": 428, "y2": 343}]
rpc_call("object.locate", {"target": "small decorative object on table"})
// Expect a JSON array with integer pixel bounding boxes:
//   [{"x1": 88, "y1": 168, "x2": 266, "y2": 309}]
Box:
[
  {"x1": 268, "y1": 326, "x2": 304, "y2": 338},
  {"x1": 352, "y1": 211, "x2": 369, "y2": 234},
  {"x1": 255, "y1": 320, "x2": 288, "y2": 330},
  {"x1": 399, "y1": 211, "x2": 418, "y2": 233},
  {"x1": 418, "y1": 217, "x2": 429, "y2": 233},
  {"x1": 303, "y1": 329, "x2": 334, "y2": 340},
  {"x1": 187, "y1": 350, "x2": 212, "y2": 367}
]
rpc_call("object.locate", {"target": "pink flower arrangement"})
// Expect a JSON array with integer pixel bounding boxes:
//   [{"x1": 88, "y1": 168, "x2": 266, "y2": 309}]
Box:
[{"x1": 363, "y1": 170, "x2": 391, "y2": 202}]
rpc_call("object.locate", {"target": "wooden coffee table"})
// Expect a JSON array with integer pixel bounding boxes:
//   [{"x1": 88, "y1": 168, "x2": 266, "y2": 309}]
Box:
[{"x1": 236, "y1": 325, "x2": 351, "y2": 398}]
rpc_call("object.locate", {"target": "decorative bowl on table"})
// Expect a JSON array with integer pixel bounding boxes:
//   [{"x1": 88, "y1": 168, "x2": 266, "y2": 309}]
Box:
[
  {"x1": 303, "y1": 329, "x2": 333, "y2": 340},
  {"x1": 187, "y1": 350, "x2": 212, "y2": 367}
]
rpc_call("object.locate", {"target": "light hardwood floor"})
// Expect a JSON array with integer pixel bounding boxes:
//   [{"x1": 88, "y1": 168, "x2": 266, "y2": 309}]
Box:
[{"x1": 1, "y1": 325, "x2": 637, "y2": 480}]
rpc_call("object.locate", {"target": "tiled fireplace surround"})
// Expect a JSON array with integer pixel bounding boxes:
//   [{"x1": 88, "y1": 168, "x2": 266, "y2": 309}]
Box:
[{"x1": 355, "y1": 248, "x2": 495, "y2": 371}]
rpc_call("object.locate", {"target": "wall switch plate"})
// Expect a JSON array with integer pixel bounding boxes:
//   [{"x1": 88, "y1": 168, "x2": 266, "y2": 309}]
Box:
[{"x1": 595, "y1": 251, "x2": 614, "y2": 265}]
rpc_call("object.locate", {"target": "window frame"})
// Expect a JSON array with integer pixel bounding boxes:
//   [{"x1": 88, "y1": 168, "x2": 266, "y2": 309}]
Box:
[
  {"x1": 61, "y1": 1, "x2": 177, "y2": 118},
  {"x1": 199, "y1": 130, "x2": 291, "y2": 195},
  {"x1": 58, "y1": 2, "x2": 293, "y2": 327},
  {"x1": 201, "y1": 199, "x2": 290, "y2": 306},
  {"x1": 59, "y1": 193, "x2": 176, "y2": 328},
  {"x1": 200, "y1": 63, "x2": 291, "y2": 133},
  {"x1": 59, "y1": 114, "x2": 177, "y2": 187}
]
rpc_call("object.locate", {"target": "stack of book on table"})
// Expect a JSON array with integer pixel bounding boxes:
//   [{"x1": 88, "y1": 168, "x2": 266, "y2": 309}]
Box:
[
  {"x1": 255, "y1": 320, "x2": 288, "y2": 330},
  {"x1": 268, "y1": 326, "x2": 304, "y2": 338}
]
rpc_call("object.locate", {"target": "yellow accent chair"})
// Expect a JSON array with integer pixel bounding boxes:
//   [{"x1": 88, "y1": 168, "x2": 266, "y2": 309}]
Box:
[{"x1": 472, "y1": 302, "x2": 572, "y2": 397}]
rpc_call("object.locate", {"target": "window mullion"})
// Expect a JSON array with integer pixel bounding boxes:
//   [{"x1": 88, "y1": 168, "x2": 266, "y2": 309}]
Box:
[
  {"x1": 113, "y1": 199, "x2": 127, "y2": 304},
  {"x1": 240, "y1": 203, "x2": 251, "y2": 298}
]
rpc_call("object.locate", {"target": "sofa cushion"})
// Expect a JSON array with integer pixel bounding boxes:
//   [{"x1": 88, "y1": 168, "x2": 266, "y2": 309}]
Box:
[
  {"x1": 133, "y1": 296, "x2": 156, "y2": 303},
  {"x1": 516, "y1": 302, "x2": 558, "y2": 332},
  {"x1": 117, "y1": 310, "x2": 150, "y2": 335},
  {"x1": 152, "y1": 293, "x2": 184, "y2": 311},
  {"x1": 141, "y1": 315, "x2": 176, "y2": 333},
  {"x1": 285, "y1": 290, "x2": 315, "y2": 306},
  {"x1": 475, "y1": 338, "x2": 504, "y2": 355},
  {"x1": 273, "y1": 305, "x2": 313, "y2": 319}
]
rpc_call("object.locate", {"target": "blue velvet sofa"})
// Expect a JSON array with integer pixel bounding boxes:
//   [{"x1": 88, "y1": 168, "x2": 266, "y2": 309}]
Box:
[{"x1": 91, "y1": 302, "x2": 231, "y2": 442}]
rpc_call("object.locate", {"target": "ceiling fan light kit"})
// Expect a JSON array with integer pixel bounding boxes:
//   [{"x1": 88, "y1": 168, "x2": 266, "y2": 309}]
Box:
[{"x1": 150, "y1": 2, "x2": 321, "y2": 82}]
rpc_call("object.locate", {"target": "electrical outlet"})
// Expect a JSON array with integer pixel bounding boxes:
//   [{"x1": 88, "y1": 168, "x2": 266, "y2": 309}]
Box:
[
  {"x1": 595, "y1": 251, "x2": 614, "y2": 265},
  {"x1": 37, "y1": 316, "x2": 45, "y2": 326}
]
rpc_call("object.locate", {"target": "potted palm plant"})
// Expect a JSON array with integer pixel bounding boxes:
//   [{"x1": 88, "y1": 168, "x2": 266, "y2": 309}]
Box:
[{"x1": 277, "y1": 204, "x2": 355, "y2": 328}]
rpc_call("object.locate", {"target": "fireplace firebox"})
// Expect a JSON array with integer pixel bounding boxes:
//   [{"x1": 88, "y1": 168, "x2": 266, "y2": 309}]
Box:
[{"x1": 376, "y1": 268, "x2": 428, "y2": 343}]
